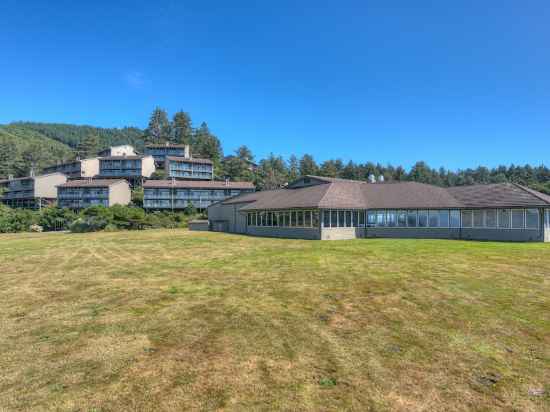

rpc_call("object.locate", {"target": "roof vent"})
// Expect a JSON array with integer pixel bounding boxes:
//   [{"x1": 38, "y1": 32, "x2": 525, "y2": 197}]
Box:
[{"x1": 368, "y1": 174, "x2": 376, "y2": 183}]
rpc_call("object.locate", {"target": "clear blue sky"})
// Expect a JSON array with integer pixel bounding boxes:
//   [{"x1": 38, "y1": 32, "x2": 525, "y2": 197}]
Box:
[{"x1": 1, "y1": 0, "x2": 549, "y2": 170}]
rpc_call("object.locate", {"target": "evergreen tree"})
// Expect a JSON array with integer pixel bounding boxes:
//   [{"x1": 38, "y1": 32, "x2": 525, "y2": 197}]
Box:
[
  {"x1": 319, "y1": 160, "x2": 339, "y2": 177},
  {"x1": 287, "y1": 155, "x2": 299, "y2": 182},
  {"x1": 145, "y1": 107, "x2": 171, "y2": 143},
  {"x1": 76, "y1": 134, "x2": 100, "y2": 159},
  {"x1": 173, "y1": 111, "x2": 192, "y2": 145},
  {"x1": 235, "y1": 145, "x2": 254, "y2": 162},
  {"x1": 192, "y1": 122, "x2": 223, "y2": 165},
  {"x1": 299, "y1": 154, "x2": 318, "y2": 176},
  {"x1": 257, "y1": 154, "x2": 288, "y2": 190}
]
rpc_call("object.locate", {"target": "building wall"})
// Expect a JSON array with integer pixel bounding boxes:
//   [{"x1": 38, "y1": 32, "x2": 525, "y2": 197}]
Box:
[
  {"x1": 141, "y1": 156, "x2": 156, "y2": 178},
  {"x1": 248, "y1": 226, "x2": 321, "y2": 240},
  {"x1": 109, "y1": 145, "x2": 136, "y2": 156},
  {"x1": 366, "y1": 228, "x2": 461, "y2": 240},
  {"x1": 188, "y1": 220, "x2": 210, "y2": 231},
  {"x1": 321, "y1": 227, "x2": 365, "y2": 240},
  {"x1": 35, "y1": 174, "x2": 67, "y2": 198},
  {"x1": 208, "y1": 201, "x2": 248, "y2": 233},
  {"x1": 81, "y1": 158, "x2": 100, "y2": 178},
  {"x1": 108, "y1": 182, "x2": 131, "y2": 206}
]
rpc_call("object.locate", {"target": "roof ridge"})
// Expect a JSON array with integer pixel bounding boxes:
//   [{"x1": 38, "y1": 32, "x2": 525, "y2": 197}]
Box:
[{"x1": 512, "y1": 183, "x2": 550, "y2": 205}]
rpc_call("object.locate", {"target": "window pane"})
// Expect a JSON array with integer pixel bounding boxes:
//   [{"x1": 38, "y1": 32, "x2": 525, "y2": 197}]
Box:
[
  {"x1": 485, "y1": 209, "x2": 497, "y2": 228},
  {"x1": 247, "y1": 213, "x2": 251, "y2": 225},
  {"x1": 353, "y1": 211, "x2": 359, "y2": 227},
  {"x1": 345, "y1": 211, "x2": 352, "y2": 227},
  {"x1": 304, "y1": 210, "x2": 312, "y2": 227},
  {"x1": 323, "y1": 210, "x2": 330, "y2": 227},
  {"x1": 338, "y1": 211, "x2": 345, "y2": 227},
  {"x1": 512, "y1": 209, "x2": 524, "y2": 229},
  {"x1": 450, "y1": 210, "x2": 460, "y2": 228},
  {"x1": 546, "y1": 209, "x2": 550, "y2": 228},
  {"x1": 387, "y1": 210, "x2": 396, "y2": 227},
  {"x1": 461, "y1": 210, "x2": 473, "y2": 228},
  {"x1": 397, "y1": 210, "x2": 407, "y2": 227},
  {"x1": 367, "y1": 211, "x2": 376, "y2": 227},
  {"x1": 359, "y1": 211, "x2": 365, "y2": 226},
  {"x1": 525, "y1": 209, "x2": 538, "y2": 229},
  {"x1": 418, "y1": 210, "x2": 428, "y2": 227},
  {"x1": 473, "y1": 210, "x2": 484, "y2": 228},
  {"x1": 331, "y1": 210, "x2": 338, "y2": 228},
  {"x1": 429, "y1": 210, "x2": 439, "y2": 227},
  {"x1": 267, "y1": 212, "x2": 273, "y2": 226},
  {"x1": 297, "y1": 211, "x2": 304, "y2": 226},
  {"x1": 407, "y1": 210, "x2": 417, "y2": 227},
  {"x1": 376, "y1": 210, "x2": 386, "y2": 227},
  {"x1": 291, "y1": 211, "x2": 297, "y2": 227},
  {"x1": 312, "y1": 210, "x2": 319, "y2": 227},
  {"x1": 439, "y1": 210, "x2": 449, "y2": 227},
  {"x1": 273, "y1": 212, "x2": 279, "y2": 227},
  {"x1": 498, "y1": 209, "x2": 510, "y2": 228},
  {"x1": 284, "y1": 212, "x2": 290, "y2": 227}
]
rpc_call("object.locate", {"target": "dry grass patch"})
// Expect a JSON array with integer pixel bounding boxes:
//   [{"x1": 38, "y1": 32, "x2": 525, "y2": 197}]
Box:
[{"x1": 0, "y1": 230, "x2": 549, "y2": 411}]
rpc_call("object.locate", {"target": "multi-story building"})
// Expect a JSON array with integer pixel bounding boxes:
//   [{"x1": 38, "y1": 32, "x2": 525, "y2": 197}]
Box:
[
  {"x1": 42, "y1": 158, "x2": 99, "y2": 179},
  {"x1": 98, "y1": 155, "x2": 156, "y2": 183},
  {"x1": 208, "y1": 175, "x2": 550, "y2": 242},
  {"x1": 97, "y1": 145, "x2": 136, "y2": 157},
  {"x1": 165, "y1": 156, "x2": 214, "y2": 180},
  {"x1": 0, "y1": 172, "x2": 67, "y2": 209},
  {"x1": 144, "y1": 143, "x2": 189, "y2": 166},
  {"x1": 57, "y1": 179, "x2": 131, "y2": 209},
  {"x1": 143, "y1": 180, "x2": 255, "y2": 210}
]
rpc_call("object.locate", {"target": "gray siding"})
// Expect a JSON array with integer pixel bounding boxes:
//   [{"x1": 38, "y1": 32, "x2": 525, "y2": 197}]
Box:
[
  {"x1": 365, "y1": 227, "x2": 541, "y2": 242},
  {"x1": 248, "y1": 226, "x2": 321, "y2": 240},
  {"x1": 366, "y1": 228, "x2": 461, "y2": 240},
  {"x1": 208, "y1": 202, "x2": 247, "y2": 234},
  {"x1": 321, "y1": 228, "x2": 365, "y2": 240}
]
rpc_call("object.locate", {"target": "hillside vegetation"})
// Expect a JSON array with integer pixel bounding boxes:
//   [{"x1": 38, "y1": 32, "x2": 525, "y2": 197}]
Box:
[{"x1": 0, "y1": 230, "x2": 548, "y2": 410}]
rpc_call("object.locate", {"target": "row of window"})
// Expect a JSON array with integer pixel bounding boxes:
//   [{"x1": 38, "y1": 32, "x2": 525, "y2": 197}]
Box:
[
  {"x1": 144, "y1": 189, "x2": 244, "y2": 198},
  {"x1": 247, "y1": 210, "x2": 320, "y2": 228},
  {"x1": 246, "y1": 208, "x2": 544, "y2": 230},
  {"x1": 168, "y1": 163, "x2": 212, "y2": 171},
  {"x1": 59, "y1": 199, "x2": 108, "y2": 208},
  {"x1": 144, "y1": 199, "x2": 213, "y2": 208},
  {"x1": 59, "y1": 188, "x2": 108, "y2": 197}
]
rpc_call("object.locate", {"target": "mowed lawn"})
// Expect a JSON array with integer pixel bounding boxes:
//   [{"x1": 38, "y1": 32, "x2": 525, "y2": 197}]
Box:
[{"x1": 0, "y1": 230, "x2": 549, "y2": 411}]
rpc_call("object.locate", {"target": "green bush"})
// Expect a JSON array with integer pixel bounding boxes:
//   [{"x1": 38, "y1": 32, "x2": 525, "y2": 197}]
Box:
[
  {"x1": 69, "y1": 216, "x2": 109, "y2": 233},
  {"x1": 39, "y1": 206, "x2": 77, "y2": 231},
  {"x1": 0, "y1": 205, "x2": 38, "y2": 233}
]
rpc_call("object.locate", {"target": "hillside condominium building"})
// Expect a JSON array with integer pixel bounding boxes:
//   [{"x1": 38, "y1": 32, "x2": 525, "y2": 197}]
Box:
[
  {"x1": 0, "y1": 172, "x2": 67, "y2": 209},
  {"x1": 144, "y1": 143, "x2": 190, "y2": 166},
  {"x1": 143, "y1": 179, "x2": 255, "y2": 210},
  {"x1": 208, "y1": 175, "x2": 550, "y2": 242},
  {"x1": 98, "y1": 155, "x2": 156, "y2": 182},
  {"x1": 57, "y1": 179, "x2": 131, "y2": 209},
  {"x1": 42, "y1": 157, "x2": 100, "y2": 178}
]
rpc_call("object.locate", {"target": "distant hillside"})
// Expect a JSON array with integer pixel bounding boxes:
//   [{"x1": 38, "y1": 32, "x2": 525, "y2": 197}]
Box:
[{"x1": 0, "y1": 122, "x2": 144, "y2": 179}]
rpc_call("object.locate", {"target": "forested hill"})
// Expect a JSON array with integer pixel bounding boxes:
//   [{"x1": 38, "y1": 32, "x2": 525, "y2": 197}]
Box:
[{"x1": 0, "y1": 122, "x2": 144, "y2": 178}]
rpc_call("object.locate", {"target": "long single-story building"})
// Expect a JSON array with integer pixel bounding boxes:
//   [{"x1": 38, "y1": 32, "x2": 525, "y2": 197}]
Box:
[{"x1": 208, "y1": 175, "x2": 550, "y2": 242}]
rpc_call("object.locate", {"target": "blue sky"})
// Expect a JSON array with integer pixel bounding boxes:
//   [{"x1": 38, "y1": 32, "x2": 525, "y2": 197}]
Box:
[{"x1": 1, "y1": 0, "x2": 549, "y2": 169}]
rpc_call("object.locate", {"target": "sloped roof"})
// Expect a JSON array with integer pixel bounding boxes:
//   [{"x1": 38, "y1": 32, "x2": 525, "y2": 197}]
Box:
[
  {"x1": 218, "y1": 176, "x2": 550, "y2": 211},
  {"x1": 98, "y1": 155, "x2": 148, "y2": 160},
  {"x1": 145, "y1": 144, "x2": 187, "y2": 148},
  {"x1": 58, "y1": 179, "x2": 128, "y2": 188},
  {"x1": 143, "y1": 180, "x2": 254, "y2": 190},
  {"x1": 447, "y1": 183, "x2": 550, "y2": 208},
  {"x1": 165, "y1": 156, "x2": 213, "y2": 164}
]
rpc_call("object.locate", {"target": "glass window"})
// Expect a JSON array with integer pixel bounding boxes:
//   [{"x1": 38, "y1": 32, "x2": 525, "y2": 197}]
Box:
[
  {"x1": 407, "y1": 210, "x2": 417, "y2": 227},
  {"x1": 312, "y1": 210, "x2": 320, "y2": 227},
  {"x1": 267, "y1": 212, "x2": 273, "y2": 227},
  {"x1": 461, "y1": 210, "x2": 473, "y2": 228},
  {"x1": 323, "y1": 210, "x2": 330, "y2": 227},
  {"x1": 498, "y1": 209, "x2": 511, "y2": 229},
  {"x1": 338, "y1": 211, "x2": 345, "y2": 227},
  {"x1": 260, "y1": 212, "x2": 266, "y2": 226},
  {"x1": 273, "y1": 212, "x2": 279, "y2": 227},
  {"x1": 439, "y1": 210, "x2": 449, "y2": 227},
  {"x1": 367, "y1": 211, "x2": 376, "y2": 227},
  {"x1": 304, "y1": 210, "x2": 312, "y2": 227},
  {"x1": 345, "y1": 211, "x2": 352, "y2": 227},
  {"x1": 512, "y1": 209, "x2": 524, "y2": 229},
  {"x1": 387, "y1": 210, "x2": 396, "y2": 227},
  {"x1": 418, "y1": 210, "x2": 428, "y2": 227},
  {"x1": 376, "y1": 210, "x2": 386, "y2": 227},
  {"x1": 359, "y1": 211, "x2": 365, "y2": 227},
  {"x1": 331, "y1": 210, "x2": 338, "y2": 228},
  {"x1": 247, "y1": 213, "x2": 252, "y2": 226},
  {"x1": 525, "y1": 209, "x2": 538, "y2": 229},
  {"x1": 291, "y1": 211, "x2": 297, "y2": 227},
  {"x1": 297, "y1": 211, "x2": 304, "y2": 227},
  {"x1": 283, "y1": 212, "x2": 289, "y2": 227},
  {"x1": 450, "y1": 210, "x2": 460, "y2": 228},
  {"x1": 353, "y1": 211, "x2": 359, "y2": 227},
  {"x1": 473, "y1": 210, "x2": 484, "y2": 228},
  {"x1": 397, "y1": 210, "x2": 407, "y2": 227},
  {"x1": 546, "y1": 209, "x2": 550, "y2": 228},
  {"x1": 485, "y1": 209, "x2": 497, "y2": 228},
  {"x1": 429, "y1": 210, "x2": 439, "y2": 227}
]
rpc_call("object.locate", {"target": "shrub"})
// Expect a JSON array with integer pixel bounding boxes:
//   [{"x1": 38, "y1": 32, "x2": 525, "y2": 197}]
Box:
[
  {"x1": 69, "y1": 216, "x2": 109, "y2": 233},
  {"x1": 29, "y1": 224, "x2": 43, "y2": 232},
  {"x1": 39, "y1": 206, "x2": 77, "y2": 231}
]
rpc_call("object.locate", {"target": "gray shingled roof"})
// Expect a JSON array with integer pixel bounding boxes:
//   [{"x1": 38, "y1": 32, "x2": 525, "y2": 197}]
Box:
[
  {"x1": 57, "y1": 179, "x2": 127, "y2": 188},
  {"x1": 165, "y1": 156, "x2": 213, "y2": 164},
  {"x1": 220, "y1": 176, "x2": 550, "y2": 211},
  {"x1": 143, "y1": 180, "x2": 254, "y2": 190}
]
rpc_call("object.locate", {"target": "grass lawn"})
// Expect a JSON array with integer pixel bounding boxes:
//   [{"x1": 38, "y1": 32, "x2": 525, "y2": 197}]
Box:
[{"x1": 0, "y1": 230, "x2": 548, "y2": 411}]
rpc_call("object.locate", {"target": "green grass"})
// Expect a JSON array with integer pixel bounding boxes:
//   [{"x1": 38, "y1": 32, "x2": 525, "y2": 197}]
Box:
[{"x1": 0, "y1": 230, "x2": 548, "y2": 411}]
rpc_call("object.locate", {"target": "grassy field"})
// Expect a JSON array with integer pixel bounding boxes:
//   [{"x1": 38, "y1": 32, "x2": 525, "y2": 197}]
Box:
[{"x1": 0, "y1": 230, "x2": 548, "y2": 411}]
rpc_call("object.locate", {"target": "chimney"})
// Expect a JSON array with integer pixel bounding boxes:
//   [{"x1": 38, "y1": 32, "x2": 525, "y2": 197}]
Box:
[
  {"x1": 184, "y1": 145, "x2": 191, "y2": 159},
  {"x1": 378, "y1": 175, "x2": 385, "y2": 183},
  {"x1": 368, "y1": 174, "x2": 376, "y2": 183}
]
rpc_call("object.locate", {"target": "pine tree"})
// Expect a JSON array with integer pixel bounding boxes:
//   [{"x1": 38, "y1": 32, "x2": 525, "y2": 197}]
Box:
[
  {"x1": 287, "y1": 155, "x2": 299, "y2": 182},
  {"x1": 76, "y1": 134, "x2": 100, "y2": 159},
  {"x1": 173, "y1": 111, "x2": 192, "y2": 145},
  {"x1": 299, "y1": 154, "x2": 318, "y2": 176},
  {"x1": 145, "y1": 107, "x2": 171, "y2": 143},
  {"x1": 235, "y1": 145, "x2": 254, "y2": 162}
]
